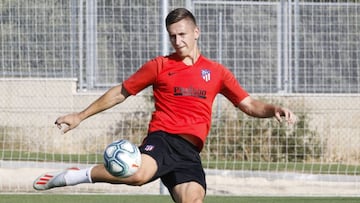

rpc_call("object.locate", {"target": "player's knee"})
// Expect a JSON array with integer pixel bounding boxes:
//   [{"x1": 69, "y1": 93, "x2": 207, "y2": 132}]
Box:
[
  {"x1": 172, "y1": 182, "x2": 205, "y2": 203},
  {"x1": 127, "y1": 172, "x2": 148, "y2": 186}
]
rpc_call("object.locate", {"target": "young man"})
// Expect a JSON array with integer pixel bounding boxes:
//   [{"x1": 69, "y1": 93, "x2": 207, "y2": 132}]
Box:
[{"x1": 33, "y1": 8, "x2": 296, "y2": 203}]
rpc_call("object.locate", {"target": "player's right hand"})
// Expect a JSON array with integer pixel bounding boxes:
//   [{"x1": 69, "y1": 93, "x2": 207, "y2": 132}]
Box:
[{"x1": 54, "y1": 113, "x2": 82, "y2": 134}]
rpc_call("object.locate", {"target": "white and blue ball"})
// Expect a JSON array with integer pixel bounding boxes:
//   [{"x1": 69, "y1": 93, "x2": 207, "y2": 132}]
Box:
[{"x1": 103, "y1": 139, "x2": 141, "y2": 177}]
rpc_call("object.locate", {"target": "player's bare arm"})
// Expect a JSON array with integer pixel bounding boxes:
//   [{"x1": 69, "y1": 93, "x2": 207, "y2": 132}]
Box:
[
  {"x1": 55, "y1": 84, "x2": 130, "y2": 133},
  {"x1": 238, "y1": 96, "x2": 296, "y2": 124}
]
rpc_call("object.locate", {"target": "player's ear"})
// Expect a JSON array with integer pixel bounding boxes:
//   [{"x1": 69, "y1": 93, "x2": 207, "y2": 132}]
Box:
[{"x1": 194, "y1": 26, "x2": 200, "y2": 40}]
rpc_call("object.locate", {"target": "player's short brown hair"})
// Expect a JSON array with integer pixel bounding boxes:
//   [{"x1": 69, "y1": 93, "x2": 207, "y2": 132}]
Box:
[{"x1": 165, "y1": 8, "x2": 197, "y2": 28}]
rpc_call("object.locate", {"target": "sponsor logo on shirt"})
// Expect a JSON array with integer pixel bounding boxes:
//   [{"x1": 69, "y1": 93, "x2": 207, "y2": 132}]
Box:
[{"x1": 174, "y1": 86, "x2": 207, "y2": 99}]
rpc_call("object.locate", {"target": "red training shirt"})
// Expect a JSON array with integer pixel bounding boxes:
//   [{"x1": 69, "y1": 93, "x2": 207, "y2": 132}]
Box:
[{"x1": 123, "y1": 53, "x2": 249, "y2": 151}]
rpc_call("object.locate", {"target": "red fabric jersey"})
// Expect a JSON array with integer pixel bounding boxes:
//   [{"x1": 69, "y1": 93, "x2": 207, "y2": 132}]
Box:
[{"x1": 123, "y1": 53, "x2": 249, "y2": 151}]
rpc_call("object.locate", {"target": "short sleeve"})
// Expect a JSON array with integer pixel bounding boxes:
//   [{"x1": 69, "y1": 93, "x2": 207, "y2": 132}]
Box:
[
  {"x1": 122, "y1": 57, "x2": 161, "y2": 95},
  {"x1": 220, "y1": 67, "x2": 249, "y2": 106}
]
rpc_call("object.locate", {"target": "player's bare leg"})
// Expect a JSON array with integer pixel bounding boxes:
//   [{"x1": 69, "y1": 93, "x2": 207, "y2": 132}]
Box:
[
  {"x1": 91, "y1": 154, "x2": 158, "y2": 186},
  {"x1": 171, "y1": 181, "x2": 205, "y2": 203}
]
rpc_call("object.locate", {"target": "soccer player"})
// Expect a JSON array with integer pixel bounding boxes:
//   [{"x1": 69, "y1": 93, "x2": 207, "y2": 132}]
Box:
[{"x1": 33, "y1": 8, "x2": 296, "y2": 203}]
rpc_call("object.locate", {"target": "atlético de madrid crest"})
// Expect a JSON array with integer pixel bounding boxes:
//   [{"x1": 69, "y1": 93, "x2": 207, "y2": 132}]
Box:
[{"x1": 201, "y1": 69, "x2": 211, "y2": 82}]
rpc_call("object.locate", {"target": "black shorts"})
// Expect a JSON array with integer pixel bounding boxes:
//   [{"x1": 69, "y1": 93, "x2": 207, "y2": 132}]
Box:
[{"x1": 139, "y1": 131, "x2": 206, "y2": 192}]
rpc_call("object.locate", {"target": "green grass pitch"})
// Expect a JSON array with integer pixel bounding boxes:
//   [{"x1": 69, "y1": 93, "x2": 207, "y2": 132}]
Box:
[{"x1": 0, "y1": 195, "x2": 360, "y2": 203}]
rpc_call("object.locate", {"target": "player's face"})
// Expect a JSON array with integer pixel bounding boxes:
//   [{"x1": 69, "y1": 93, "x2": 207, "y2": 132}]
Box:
[{"x1": 167, "y1": 18, "x2": 199, "y2": 59}]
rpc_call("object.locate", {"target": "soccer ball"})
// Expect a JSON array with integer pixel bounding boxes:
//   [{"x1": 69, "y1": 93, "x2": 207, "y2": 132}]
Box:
[{"x1": 103, "y1": 139, "x2": 141, "y2": 177}]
